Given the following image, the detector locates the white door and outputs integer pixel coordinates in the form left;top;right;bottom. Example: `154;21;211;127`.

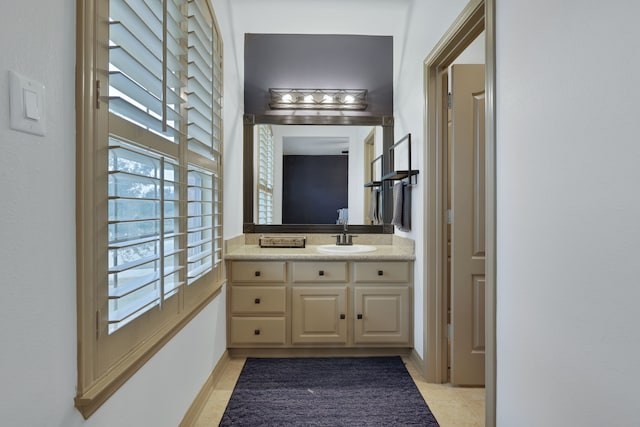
450;64;485;386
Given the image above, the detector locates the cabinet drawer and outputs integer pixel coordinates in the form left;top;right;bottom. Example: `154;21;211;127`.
230;317;286;344
231;286;286;314
292;261;348;282
231;261;286;282
353;262;409;283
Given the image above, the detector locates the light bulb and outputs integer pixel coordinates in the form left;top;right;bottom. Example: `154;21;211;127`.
344;95;355;103
281;93;293;103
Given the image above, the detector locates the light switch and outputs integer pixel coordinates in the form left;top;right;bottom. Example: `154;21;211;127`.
24;88;40;120
9;71;46;136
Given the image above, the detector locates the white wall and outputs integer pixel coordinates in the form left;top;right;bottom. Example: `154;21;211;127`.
219;0;246;239
393;0;471;358
496;1;640;425
0;0;232;425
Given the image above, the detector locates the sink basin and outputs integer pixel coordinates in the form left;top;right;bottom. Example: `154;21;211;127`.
316;244;377;254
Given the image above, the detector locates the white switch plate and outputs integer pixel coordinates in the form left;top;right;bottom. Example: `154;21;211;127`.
9;71;46;136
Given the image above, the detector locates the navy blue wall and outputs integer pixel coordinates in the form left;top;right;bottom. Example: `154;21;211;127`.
282;155;348;224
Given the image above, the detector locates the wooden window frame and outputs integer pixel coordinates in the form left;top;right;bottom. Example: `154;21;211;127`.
74;0;224;418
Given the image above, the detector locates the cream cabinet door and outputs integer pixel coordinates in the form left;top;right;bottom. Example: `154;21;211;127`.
353;286;410;344
291;287;347;344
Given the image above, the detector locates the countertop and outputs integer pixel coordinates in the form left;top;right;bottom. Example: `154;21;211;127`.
224;244;415;261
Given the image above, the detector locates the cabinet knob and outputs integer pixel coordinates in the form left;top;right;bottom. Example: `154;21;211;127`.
319;270;325;276
377;270;383;276
357;314;363;319
255;271;261;277
340;314;345;319
254;329;261;335
254;298;261;304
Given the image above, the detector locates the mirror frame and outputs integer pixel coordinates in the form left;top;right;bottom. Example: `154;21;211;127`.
243;113;395;234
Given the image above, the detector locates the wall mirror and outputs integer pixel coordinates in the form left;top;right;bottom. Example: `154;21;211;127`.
242;33;395;233
243;114;395;234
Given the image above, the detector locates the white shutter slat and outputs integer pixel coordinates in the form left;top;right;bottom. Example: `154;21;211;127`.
108;288;160;324
166;0;186;41
109;46;163;98
187;47;212;83
188;108;212;134
109;73;184;125
188;61;213;88
187;121;212;147
111;0;162;42
186;93;211;115
188;32;212;64
188;0;212;39
187;236;212;248
110;21;162;67
110;47;184;92
109;271;160;298
109;100;183;140
186;167;214;284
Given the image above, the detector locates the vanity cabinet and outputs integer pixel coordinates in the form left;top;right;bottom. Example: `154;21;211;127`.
227;259;412;348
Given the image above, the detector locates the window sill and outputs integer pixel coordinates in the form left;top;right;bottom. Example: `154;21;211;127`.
75;280;225;419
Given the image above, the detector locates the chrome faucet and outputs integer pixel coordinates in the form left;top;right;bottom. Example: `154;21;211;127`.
334;223;357;246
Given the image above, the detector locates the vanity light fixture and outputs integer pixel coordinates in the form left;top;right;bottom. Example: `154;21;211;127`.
269;88;368;110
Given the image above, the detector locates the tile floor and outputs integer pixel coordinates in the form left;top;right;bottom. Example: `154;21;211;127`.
193;356;484;427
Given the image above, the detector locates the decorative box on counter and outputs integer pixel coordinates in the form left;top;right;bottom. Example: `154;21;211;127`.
258;235;306;248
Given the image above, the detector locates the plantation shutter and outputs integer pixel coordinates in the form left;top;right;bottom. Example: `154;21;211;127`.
257;125;274;224
107;141;183;332
106;0;221;333
186;0;222;283
109;0;186;142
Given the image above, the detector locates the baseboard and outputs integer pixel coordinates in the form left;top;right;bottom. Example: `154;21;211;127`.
408;348;426;379
228;347;413;359
179;350;231;427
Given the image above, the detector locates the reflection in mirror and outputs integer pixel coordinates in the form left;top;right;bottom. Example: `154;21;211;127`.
254;125;384;225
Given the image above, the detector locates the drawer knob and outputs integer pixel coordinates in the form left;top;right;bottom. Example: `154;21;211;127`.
254;329;261;335
377;270;384;276
319;270;325;276
254;298;261;304
340;314;346;320
255;271;261;277
357;314;363;319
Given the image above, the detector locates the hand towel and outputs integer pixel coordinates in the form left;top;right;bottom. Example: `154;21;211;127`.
369;189;381;224
391;182;403;228
391;182;411;231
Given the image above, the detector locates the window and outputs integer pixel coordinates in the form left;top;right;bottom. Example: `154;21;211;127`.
75;0;223;417
257;125;274;224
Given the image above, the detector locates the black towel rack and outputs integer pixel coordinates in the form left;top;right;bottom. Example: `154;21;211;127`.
364;154;383;188
381;133;419;186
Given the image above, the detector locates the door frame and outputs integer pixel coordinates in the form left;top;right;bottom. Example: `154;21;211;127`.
363;128;375;224
422;0;496;425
